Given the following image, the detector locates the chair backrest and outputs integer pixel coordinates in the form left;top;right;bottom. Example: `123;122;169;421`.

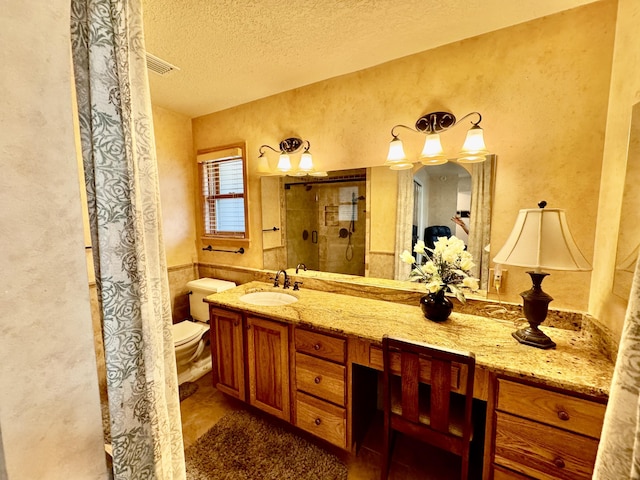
424;225;452;250
382;336;475;446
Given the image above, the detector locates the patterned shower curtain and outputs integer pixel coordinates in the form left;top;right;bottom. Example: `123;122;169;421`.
593;255;640;479
70;1;185;479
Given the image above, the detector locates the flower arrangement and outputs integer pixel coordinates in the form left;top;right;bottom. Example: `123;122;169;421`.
400;235;479;303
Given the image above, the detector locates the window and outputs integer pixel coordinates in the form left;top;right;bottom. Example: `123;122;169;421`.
197;145;248;240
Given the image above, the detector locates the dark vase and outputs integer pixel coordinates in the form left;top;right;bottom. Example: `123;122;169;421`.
420;289;453;322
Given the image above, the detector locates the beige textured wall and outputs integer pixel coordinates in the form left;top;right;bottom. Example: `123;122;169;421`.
0;1;108;478
192;1;616;314
590;0;640;340
152;105;198;267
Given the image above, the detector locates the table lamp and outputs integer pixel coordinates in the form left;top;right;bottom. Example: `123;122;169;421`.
493;201;592;349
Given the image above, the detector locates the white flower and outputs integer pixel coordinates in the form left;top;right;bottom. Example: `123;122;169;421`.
423;261;437;274
413;240;426;255
460;257;475;271
400;250;415;265
399;234;478;303
432;237;448;253
462;277;479;291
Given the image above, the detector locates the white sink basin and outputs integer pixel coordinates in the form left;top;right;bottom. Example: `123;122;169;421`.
239;291;298;306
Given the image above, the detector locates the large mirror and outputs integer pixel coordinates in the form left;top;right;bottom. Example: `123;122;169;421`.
613;102;640;300
262;157;495;291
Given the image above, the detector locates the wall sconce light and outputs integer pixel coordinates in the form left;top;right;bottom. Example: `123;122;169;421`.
385;111;490;170
257;137;326;177
493;201;592;349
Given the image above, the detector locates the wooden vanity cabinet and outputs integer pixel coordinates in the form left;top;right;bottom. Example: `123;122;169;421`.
210;307;245;401
489;377;606;480
246;315;291;422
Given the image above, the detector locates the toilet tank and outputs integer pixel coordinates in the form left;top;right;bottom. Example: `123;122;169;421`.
187;278;236;322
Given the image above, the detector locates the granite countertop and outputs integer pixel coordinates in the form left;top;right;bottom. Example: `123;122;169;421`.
205;281;614;399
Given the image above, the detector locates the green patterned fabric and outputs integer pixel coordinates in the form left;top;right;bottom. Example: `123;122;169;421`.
70;1;185;478
594;255;640;479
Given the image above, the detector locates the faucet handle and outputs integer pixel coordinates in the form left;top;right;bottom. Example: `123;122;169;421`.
283;276;291;289
293;281;303;291
270;276;279;287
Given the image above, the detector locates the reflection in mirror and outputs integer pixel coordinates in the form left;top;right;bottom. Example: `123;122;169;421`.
262;157;494;291
262;170;367;275
613;102;640;300
412;163;471;266
396;156;495;291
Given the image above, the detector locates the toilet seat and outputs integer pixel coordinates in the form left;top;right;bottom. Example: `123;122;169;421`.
173;321;209;347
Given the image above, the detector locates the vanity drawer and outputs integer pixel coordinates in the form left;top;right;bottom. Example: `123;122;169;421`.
295;328;346;364
295;352;346;406
497;379;606;438
493;465;533;480
494;411;599;480
296;392;347;449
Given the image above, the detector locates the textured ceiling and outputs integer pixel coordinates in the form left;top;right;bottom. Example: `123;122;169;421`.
142;0;600;118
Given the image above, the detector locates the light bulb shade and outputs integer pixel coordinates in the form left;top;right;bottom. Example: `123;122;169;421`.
276;153;292;173
257;154;272;175
385;137;413;170
493;207;592;271
420;134;445;157
459;125;489;160
298;151;314;172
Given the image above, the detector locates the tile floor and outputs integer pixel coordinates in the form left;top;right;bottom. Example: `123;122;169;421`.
180;373;483;479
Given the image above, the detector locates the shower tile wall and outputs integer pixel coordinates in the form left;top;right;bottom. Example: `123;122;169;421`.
286;181;366;276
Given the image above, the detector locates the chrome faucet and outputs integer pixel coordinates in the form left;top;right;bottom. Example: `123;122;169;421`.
273;269;290;289
296;263;307;274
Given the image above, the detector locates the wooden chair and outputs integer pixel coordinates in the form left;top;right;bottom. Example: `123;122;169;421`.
380;336;476;480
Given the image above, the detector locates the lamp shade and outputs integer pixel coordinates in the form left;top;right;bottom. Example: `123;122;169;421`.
458;125;488;163
256;153;273;175
419;134;448;165
276;153;292;173
384;137;413;170
297;151;314;173
493;207;591;272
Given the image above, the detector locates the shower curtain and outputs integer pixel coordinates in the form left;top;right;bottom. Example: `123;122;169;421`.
70;1;185;479
593;255;640;479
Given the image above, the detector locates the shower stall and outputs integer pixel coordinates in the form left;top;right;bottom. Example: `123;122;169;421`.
284;174;366;276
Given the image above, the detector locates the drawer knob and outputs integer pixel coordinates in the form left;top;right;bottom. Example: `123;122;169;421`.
557;410;570;421
314;343;321;351
233;320;239;327
553;457;566;469
314;376;322;384
315;418;322;426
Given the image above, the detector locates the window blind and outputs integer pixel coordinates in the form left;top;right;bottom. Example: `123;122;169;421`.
199;149;246;238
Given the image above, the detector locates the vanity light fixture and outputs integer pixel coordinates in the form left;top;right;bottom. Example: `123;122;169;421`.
257;137;326;177
493;201;592;349
385;110;490;169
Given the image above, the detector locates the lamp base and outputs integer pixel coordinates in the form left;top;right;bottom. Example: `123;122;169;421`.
514;271;556;349
512;327;556;349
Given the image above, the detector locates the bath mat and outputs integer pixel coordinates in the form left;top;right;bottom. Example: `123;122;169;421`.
185;410;348;480
179;382;199;401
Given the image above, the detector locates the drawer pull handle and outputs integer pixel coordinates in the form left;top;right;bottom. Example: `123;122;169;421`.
314;418;322;426
314;343;321;351
314;376;322;384
233;320;239;327
557;410;570;421
553;457;565;469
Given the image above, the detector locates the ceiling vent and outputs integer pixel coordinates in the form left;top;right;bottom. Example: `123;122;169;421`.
145;53;180;76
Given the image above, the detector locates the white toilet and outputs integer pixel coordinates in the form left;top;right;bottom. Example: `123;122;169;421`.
173;277;236;385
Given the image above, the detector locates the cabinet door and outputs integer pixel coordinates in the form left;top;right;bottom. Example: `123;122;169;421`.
246;316;290;421
211;308;245;401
